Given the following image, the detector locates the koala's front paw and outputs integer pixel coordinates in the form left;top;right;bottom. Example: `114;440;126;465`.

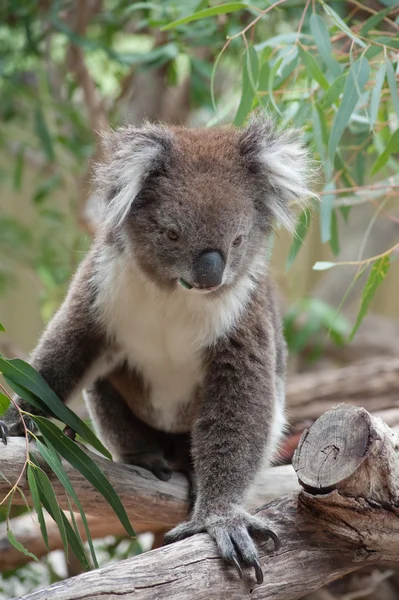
0;415;36;445
163;506;280;584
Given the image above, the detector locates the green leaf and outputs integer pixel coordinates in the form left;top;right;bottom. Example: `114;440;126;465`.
360;6;393;36
285;208;312;271
0;322;4;332
7;529;39;562
328;57;370;162
34;417;135;538
33;466;68;559
320;182;336;243
370;128;399;175
321;3;366;48
268;57;283;115
298;47;329;91
162;3;248;30
320;74;346;109
310;14;341;77
30;458;91;571
27;464;49;551
330;209;340;256
350;256;390;340
0;392;10;415
34;108;55;162
385;57;399;120
13;146;25;191
234;47;259;126
369;63;386;130
36;438;99;568
0;356;111;459
313;261;336;271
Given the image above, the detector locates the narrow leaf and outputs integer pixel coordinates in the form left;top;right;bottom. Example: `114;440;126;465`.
369;63;386;130
298;47;329;91
285;208;312;271
0;322;5;332
313;261;336;271
330;209;340;256
320;182;336;243
36;438;99;568
350;256;390;340
322;3;366;48
162;3;248;30
7;530;39;562
13;146;25;191
234;47;258;126
360;6;394;36
34;108;55;162
370;128;399;175
27;464;49;550
385;57;399;120
33;466;68;559
34;417;135;538
0;356;111;459
0;393;10;415
310;14;341;77
320;74;346;109
328;57;370;162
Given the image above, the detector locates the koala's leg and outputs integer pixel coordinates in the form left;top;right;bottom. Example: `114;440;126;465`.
0;255;111;442
85;379;194;489
163;320;281;584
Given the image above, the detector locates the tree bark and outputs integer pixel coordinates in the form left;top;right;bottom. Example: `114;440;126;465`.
287;357;399;423
15;405;399;599
0;439;298;569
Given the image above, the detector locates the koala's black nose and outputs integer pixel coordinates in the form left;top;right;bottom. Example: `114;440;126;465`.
193;250;225;289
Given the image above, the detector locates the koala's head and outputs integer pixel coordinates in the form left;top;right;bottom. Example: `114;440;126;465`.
94;119;315;293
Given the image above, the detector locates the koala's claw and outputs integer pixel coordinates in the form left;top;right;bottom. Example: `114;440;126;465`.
0;422;9;445
163;510;279;585
0;416;36;444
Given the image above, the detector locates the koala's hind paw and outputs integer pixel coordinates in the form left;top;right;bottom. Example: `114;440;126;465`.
0;415;36;445
163;507;280;585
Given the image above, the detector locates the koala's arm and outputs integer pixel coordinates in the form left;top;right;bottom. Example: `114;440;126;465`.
164;307;281;582
1;254;109;437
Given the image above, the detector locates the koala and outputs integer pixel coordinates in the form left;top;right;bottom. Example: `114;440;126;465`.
0;118;314;583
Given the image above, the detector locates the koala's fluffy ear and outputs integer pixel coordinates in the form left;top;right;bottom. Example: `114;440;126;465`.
239;117;317;231
93;123;173;228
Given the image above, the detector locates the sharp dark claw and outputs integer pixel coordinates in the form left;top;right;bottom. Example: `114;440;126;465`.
254;559;263;585
267;530;281;552
232;556;243;579
0;423;8;445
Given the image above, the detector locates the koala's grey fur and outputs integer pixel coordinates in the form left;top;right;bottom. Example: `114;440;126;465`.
1;118;315;583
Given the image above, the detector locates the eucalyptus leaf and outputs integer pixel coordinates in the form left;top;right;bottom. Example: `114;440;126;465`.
0;356;111;459
34;417;135;538
328;57;370;162
385;57;399;120
310;14;341;77
285;208;312;271
162;3;248;30
27;464;49;551
350;256;390;340
7;529;39;562
370;128;399;175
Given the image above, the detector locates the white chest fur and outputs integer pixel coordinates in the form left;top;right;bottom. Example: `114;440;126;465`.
92;249;255;431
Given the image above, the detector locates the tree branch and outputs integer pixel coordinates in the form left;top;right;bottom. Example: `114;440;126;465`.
8;404;399;599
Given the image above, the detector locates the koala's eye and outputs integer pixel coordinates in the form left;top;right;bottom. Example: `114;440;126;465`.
233;235;243;247
167;229;179;241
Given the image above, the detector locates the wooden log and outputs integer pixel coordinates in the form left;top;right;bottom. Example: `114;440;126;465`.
0;439;299;569
17;405;399;599
287;357;399;423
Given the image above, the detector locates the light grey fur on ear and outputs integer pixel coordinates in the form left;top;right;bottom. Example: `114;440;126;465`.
240;117;317;232
94;123;173;229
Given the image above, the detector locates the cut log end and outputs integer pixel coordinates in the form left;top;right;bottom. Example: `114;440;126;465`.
293;405;377;493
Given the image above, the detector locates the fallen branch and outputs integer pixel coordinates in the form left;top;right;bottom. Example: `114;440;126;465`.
16;405;399;599
287;357;399;423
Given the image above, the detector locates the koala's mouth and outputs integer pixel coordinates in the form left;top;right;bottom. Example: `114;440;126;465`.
178;278;221;293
